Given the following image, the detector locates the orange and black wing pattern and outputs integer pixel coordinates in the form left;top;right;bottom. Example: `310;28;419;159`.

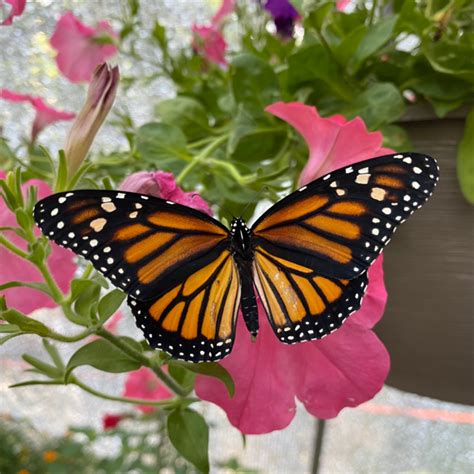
128;249;241;361
253;246;368;343
33;190;230;300
252;152;439;280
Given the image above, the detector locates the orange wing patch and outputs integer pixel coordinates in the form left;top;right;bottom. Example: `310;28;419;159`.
133;250;240;361
253;246;367;344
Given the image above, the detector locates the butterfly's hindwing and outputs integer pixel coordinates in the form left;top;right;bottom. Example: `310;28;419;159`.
33;190;230;299
253;246;368;343
252;152;439;280
128;249;241;362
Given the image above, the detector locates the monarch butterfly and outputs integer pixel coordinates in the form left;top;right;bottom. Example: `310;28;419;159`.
34;152;439;362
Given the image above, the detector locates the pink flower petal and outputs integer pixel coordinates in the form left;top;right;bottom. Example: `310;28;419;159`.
50;12;118;83
0;172;76;313
290;319;390;419
123;367;173;412
192;25;227;66
211;0;235;25
0;89;75;141
120;171;212;216
1;0;26;26
336;0;352;11
196;303;297;434
265;101;394;185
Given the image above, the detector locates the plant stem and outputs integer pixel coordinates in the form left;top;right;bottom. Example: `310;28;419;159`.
369;0;378;26
96;328;188;397
0;234;29;259
72;377;177;408
35;260;64;303
176;134;229;185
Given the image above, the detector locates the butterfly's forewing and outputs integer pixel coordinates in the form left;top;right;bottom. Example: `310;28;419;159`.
253;246;368;343
33;190;230;299
252;153;439;280
128;249;241;361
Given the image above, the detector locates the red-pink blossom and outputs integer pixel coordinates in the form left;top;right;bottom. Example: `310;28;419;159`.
0;89;75;142
336;0;352;11
211;0;235;24
195;102;391;434
123;367;173;412
192;25;227;66
102;413;123;430
0;171;76;314
120;171;212;215
266;102;394;186
50;12;118;83
1;0;26;26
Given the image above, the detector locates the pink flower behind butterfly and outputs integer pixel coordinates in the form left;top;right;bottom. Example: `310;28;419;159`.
50;12;118;83
192;25;228;66
123;367;173;413
0;0;25;26
0;172;76;314
0;89;75;142
120;171;212;215
195;102;391;434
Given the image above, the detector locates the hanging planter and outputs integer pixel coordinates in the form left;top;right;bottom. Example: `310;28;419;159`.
376;104;473;406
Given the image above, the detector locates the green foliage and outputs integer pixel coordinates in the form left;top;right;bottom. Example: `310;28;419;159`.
457;107;474;204
168;408;210;473
0;415;198;474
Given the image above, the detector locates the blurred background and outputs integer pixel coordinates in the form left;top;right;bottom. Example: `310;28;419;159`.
0;0;473;472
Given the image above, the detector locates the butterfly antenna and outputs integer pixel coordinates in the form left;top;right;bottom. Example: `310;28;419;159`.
240;186;270;218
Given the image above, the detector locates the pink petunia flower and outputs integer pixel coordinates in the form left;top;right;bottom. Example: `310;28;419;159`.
192;25;227;66
336;0;352;11
120;171;212;216
0;89;75;142
266;102;394;186
0;171;76;314
123;367;173;412
211;0;235;25
195;101;392;434
50;12;118;83
102;413;123;430
0;0;26;26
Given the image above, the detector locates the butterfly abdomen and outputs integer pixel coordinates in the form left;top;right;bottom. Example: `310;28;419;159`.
230;217;259;338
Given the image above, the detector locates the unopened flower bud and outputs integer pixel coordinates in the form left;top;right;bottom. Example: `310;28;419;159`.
64;63;119;176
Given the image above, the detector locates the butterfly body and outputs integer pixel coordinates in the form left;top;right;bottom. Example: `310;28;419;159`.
33;152;439;362
230;217;259;337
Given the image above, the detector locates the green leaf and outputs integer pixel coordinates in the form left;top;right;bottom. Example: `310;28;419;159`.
334;24;367;67
423;40;474;83
457;107;474;204
155;97;210;141
351;82;405;129
152;20;167;51
230;54;280;109
98;289;126;324
350;16;398;72
168;408;209;473
135;123;189;173
228;106;286;165
0;333;22;345
72;279;101;323
23;354;62;378
54;149;68;192
0;281;51;296
43;339;65;371
287;43;353;101
65;338;142;380
0;309;51;336
171;361;235;397
168;363;196;395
